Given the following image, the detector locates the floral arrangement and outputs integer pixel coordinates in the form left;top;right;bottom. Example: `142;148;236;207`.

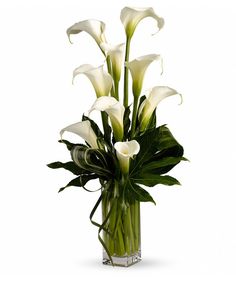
48;6;186;267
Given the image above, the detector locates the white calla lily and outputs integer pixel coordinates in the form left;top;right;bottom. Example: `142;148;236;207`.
125;54;162;98
120;7;164;39
73;64;113;98
67;19;107;46
114;140;140;174
60;120;98;149
89;97;125;141
100;43;125;82
139;86;182;131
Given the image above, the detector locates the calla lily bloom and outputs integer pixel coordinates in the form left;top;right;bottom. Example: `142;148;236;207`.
100;43;125;82
60;120;98;149
73;64;113;98
120;7;164;39
114;140;140;174
89;97;125;141
139;86;182;131
125;54;162;98
67;19;107;46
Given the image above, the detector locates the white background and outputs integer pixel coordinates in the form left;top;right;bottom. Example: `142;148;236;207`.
1;0;236;282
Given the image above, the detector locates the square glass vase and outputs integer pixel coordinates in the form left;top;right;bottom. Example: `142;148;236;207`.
102;189;141;267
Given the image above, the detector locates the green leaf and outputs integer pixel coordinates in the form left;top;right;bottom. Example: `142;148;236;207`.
58;174;98;192
82;115;103;138
130;125;185;176
71;145;114;178
58;139;85;151
132;173;181;187
123;106;131;139
130;126;165;173
83;114;112;146
139;156;187;175
146;110;156;131
47;161;88;175
126;180;156;204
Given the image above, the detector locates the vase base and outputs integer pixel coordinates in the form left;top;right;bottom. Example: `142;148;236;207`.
103;251;141;267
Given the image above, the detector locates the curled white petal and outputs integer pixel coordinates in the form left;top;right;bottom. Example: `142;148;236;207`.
67;19;107;45
114;140;140;173
125;54;162;97
89;96;125;141
73;64;113;97
120;7;164;38
139;86;182;131
100;42;125;81
60;120;98;148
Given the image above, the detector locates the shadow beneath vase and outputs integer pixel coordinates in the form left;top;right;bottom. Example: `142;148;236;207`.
76;256;175;269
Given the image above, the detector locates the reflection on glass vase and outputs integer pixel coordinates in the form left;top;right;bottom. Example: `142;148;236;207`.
102;184;141;267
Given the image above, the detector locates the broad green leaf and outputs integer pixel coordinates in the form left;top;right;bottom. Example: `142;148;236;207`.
139;156;187;175
126;180;156;204
130;125;184;175
47;161;88;175
132;173;180;187
58;174;98;192
130;126;165;173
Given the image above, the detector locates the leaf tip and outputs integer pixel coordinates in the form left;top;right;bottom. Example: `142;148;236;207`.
47;163;54;168
58;187;65;193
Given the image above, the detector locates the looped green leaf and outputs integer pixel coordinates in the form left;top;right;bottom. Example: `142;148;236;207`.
89;180;114;265
71;145;114;178
58;174;99;192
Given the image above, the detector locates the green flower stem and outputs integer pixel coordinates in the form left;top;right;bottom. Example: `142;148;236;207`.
102;188;140;258
133;201;140;251
127;206;135;253
130;97;139;138
117;225;125;255
106;56;115;98
124;37;131;108
114;80;119;100
124;210;131;256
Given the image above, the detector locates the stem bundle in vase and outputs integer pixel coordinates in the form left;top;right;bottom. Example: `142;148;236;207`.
48;6;187;267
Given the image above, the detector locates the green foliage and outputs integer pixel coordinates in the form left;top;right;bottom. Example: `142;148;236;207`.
123;106;131;139
125;180;156;204
132;174;180;187
48;122;185;203
59;174;99;192
47;161;88;175
48;8;187;264
130;125;184;176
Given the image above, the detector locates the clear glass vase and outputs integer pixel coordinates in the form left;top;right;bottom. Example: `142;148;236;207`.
102;186;141;267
